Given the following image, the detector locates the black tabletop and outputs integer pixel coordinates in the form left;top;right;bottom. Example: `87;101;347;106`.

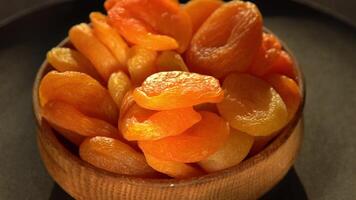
0;0;355;199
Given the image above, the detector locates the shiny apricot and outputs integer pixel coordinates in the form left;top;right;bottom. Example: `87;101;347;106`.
183;0;223;34
217;73;288;136
156;51;189;72
46;47;101;81
121;105;201;141
39;71;118;125
108;71;132;109
42;101;118;138
108;0;192;52
127;46;157;85
186;1;262;78
143;153;203;179
69;23;122;81
198;128;253;172
138;111;230;163
80;136;157;177
90;12;129;68
133;71;224;110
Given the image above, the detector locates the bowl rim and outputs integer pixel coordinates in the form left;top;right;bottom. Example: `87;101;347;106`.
32;27;306;187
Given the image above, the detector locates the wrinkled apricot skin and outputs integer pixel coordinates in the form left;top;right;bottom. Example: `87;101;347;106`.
127;46;157;85
121;105;202;141
39;71;118;125
156;51;189;72
133;71;224;110
80;136;158;177
269;51;297;80
186;1;262;78
183;0;223;34
69;23;123;81
90;12;129;68
265;74;301;120
143;153;204;179
198;128;254;172
42;101;118;138
217;73;288;136
47;47;102;81
108;71;132;109
138;111;230;163
108;0;192;52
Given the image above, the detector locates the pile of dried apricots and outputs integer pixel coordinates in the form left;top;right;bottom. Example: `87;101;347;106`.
39;0;301;179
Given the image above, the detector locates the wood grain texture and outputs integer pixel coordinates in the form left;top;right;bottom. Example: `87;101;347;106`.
33;31;305;200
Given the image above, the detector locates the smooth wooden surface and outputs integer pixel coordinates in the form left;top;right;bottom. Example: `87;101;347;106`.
33;33;305;199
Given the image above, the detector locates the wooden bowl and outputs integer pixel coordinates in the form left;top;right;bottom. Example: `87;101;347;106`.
33;34;305;200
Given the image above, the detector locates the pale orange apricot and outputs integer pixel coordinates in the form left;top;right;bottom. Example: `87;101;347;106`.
156;51;189;72
108;71;132;109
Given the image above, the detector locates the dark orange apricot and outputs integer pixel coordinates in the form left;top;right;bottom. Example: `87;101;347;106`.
127;46;157;85
133;71;224;110
156;51;189;72
138;111;230;163
69;23;123;81
186;1;262;78
42;101;118;138
217;73;288;136
46;47;102;81
198;128;254;172
121;104;202;141
80;136;158;177
265;74;301;121
90;12;129;69
39;71;118;125
262;33;282;50
143;153;204;178
108;0;192;52
183;0;223;34
268;51;297;80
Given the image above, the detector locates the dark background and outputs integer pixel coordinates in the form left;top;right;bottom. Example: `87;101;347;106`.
0;0;355;200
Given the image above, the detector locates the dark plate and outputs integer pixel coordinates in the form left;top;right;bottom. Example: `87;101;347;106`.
0;0;355;199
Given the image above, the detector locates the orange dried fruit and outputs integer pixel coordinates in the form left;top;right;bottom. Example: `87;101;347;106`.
143;153;204;179
194;103;219;114
46;47;101;81
268;50;297;80
69;23;123;81
108;71;132;109
138;111;230;163
186;1;262;78
50;124;85;146
156;51;189;72
265;74;301;121
108;0;192;52
90;12;129;68
121;104;202;141
42;101;118;138
183;0;223;34
133;71;224;110
39;71;118;125
80;136;157;177
217;73;288;136
262;33;282;50
119;90;135;121
249;131;279;156
198;128;253;172
127;46;157;85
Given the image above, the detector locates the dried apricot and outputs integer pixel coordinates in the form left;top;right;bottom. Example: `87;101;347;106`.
138;111;230;163
198;128;253;172
90;12;129;68
217;73;288;136
69;23;123;81
249;131;279;156
183;0;223;34
80;136;157;177
186;1;262;78
143;153;203;178
119;90;135;121
156;51;189;72
42;101;118;138
265;74;301;121
194;103;219;114
50;124;85;146
127;46;157;85
108;71;132;109
121;104;202;141
133;71;224;110
108;0;192;52
39;71;118;125
46;47;101;81
262;33;282;50
268;51;297;80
